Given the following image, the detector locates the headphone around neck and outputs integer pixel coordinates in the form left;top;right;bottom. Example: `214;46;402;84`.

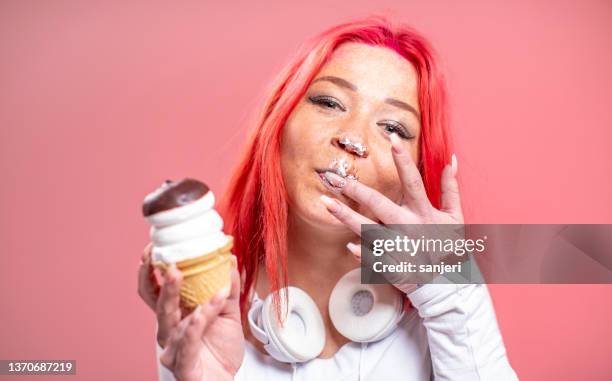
247;268;405;363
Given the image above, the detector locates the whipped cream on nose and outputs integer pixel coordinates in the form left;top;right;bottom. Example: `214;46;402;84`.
339;137;368;157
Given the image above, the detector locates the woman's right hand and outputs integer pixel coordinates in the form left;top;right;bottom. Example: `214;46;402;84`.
138;244;245;381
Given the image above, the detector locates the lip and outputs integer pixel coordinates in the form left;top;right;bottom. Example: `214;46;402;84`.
316;157;357;178
315;165;357;177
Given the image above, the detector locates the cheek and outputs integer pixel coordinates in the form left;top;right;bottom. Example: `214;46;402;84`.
281;109;320;160
359;142;419;205
280;138;299;201
280;118;303;175
280;120;317;202
376;160;402;201
355;155;402;212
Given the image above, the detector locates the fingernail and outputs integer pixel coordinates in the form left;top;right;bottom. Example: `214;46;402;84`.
346;242;360;255
191;305;202;324
389;133;402;154
211;287;229;306
451;154;458;176
219;286;230;298
323;171;346;188
141;252;148;262
320;195;340;213
167;263;177;282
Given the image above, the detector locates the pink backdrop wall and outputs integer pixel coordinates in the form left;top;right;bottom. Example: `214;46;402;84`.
1;1;611;379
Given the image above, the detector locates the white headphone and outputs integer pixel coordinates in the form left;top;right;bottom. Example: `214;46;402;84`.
247;268;405;363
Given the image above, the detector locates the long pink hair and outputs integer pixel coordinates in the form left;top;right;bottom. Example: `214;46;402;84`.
218;16;452;318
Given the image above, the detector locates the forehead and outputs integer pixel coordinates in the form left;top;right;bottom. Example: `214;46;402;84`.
315;42;419;108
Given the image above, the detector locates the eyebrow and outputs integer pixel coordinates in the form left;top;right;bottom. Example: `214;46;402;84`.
311;75;421;118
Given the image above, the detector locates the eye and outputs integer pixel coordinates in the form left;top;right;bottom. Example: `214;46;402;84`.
377;121;414;140
308;96;346;112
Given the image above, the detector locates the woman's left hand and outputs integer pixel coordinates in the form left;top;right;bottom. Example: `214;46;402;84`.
320;132;464;261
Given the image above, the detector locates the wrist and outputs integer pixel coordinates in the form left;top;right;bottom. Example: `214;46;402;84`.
397;283;424;295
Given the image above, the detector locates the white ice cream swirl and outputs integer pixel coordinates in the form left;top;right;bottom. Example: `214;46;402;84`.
145;191;230;264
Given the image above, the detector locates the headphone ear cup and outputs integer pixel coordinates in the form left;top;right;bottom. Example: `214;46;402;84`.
329;268;404;343
260;287;325;363
247;298;269;345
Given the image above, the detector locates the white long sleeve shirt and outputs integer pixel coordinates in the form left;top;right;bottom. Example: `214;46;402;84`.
156;283;518;380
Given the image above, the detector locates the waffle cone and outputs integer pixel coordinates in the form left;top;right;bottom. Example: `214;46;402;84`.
155;236;234;310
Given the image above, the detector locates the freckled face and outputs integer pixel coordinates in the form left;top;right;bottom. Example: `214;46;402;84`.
280;42;422;228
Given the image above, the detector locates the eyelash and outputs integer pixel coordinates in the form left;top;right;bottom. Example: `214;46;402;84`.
377;121;414;140
308;95;414;140
308;96;346;111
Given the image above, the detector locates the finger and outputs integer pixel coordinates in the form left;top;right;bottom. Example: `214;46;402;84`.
320;194;377;236
440;155;462;217
226;256;238;303
156;264;183;347
173;294;229;379
159;315;191;371
141;242;153;262
346;242;361;262
138;244;160;311
220;258;241;319
325;171;412;225
389;133;432;215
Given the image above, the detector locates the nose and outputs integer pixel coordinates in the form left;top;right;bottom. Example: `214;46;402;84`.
332;134;369;158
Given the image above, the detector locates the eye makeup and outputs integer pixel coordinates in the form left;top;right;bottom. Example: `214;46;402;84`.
308;95;346;111
307;92;416;140
377;121;414;140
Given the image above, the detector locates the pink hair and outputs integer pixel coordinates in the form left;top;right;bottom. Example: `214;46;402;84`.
218;16;452;319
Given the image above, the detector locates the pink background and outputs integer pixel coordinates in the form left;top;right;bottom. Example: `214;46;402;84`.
1;1;611;379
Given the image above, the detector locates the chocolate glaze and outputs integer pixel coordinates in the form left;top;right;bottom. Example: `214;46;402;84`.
142;178;210;217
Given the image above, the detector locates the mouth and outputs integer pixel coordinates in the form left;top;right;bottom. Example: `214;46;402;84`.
315;169;343;194
315;165;357;194
315;157;358;194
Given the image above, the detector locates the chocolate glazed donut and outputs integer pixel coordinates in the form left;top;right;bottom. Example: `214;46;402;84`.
142;179;210;217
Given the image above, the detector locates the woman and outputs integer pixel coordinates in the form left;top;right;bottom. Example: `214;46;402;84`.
138;16;518;381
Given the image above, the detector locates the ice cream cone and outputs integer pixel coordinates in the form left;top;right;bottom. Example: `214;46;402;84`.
143;178;234;311
155;236;234;310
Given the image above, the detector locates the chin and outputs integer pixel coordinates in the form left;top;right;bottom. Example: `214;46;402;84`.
309;194;349;231
293;195;350;231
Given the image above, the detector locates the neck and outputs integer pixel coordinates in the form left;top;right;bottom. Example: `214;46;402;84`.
254;210;360;297
286;211;359;296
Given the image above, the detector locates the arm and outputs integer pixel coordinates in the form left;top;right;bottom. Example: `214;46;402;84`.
408;283;518;381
